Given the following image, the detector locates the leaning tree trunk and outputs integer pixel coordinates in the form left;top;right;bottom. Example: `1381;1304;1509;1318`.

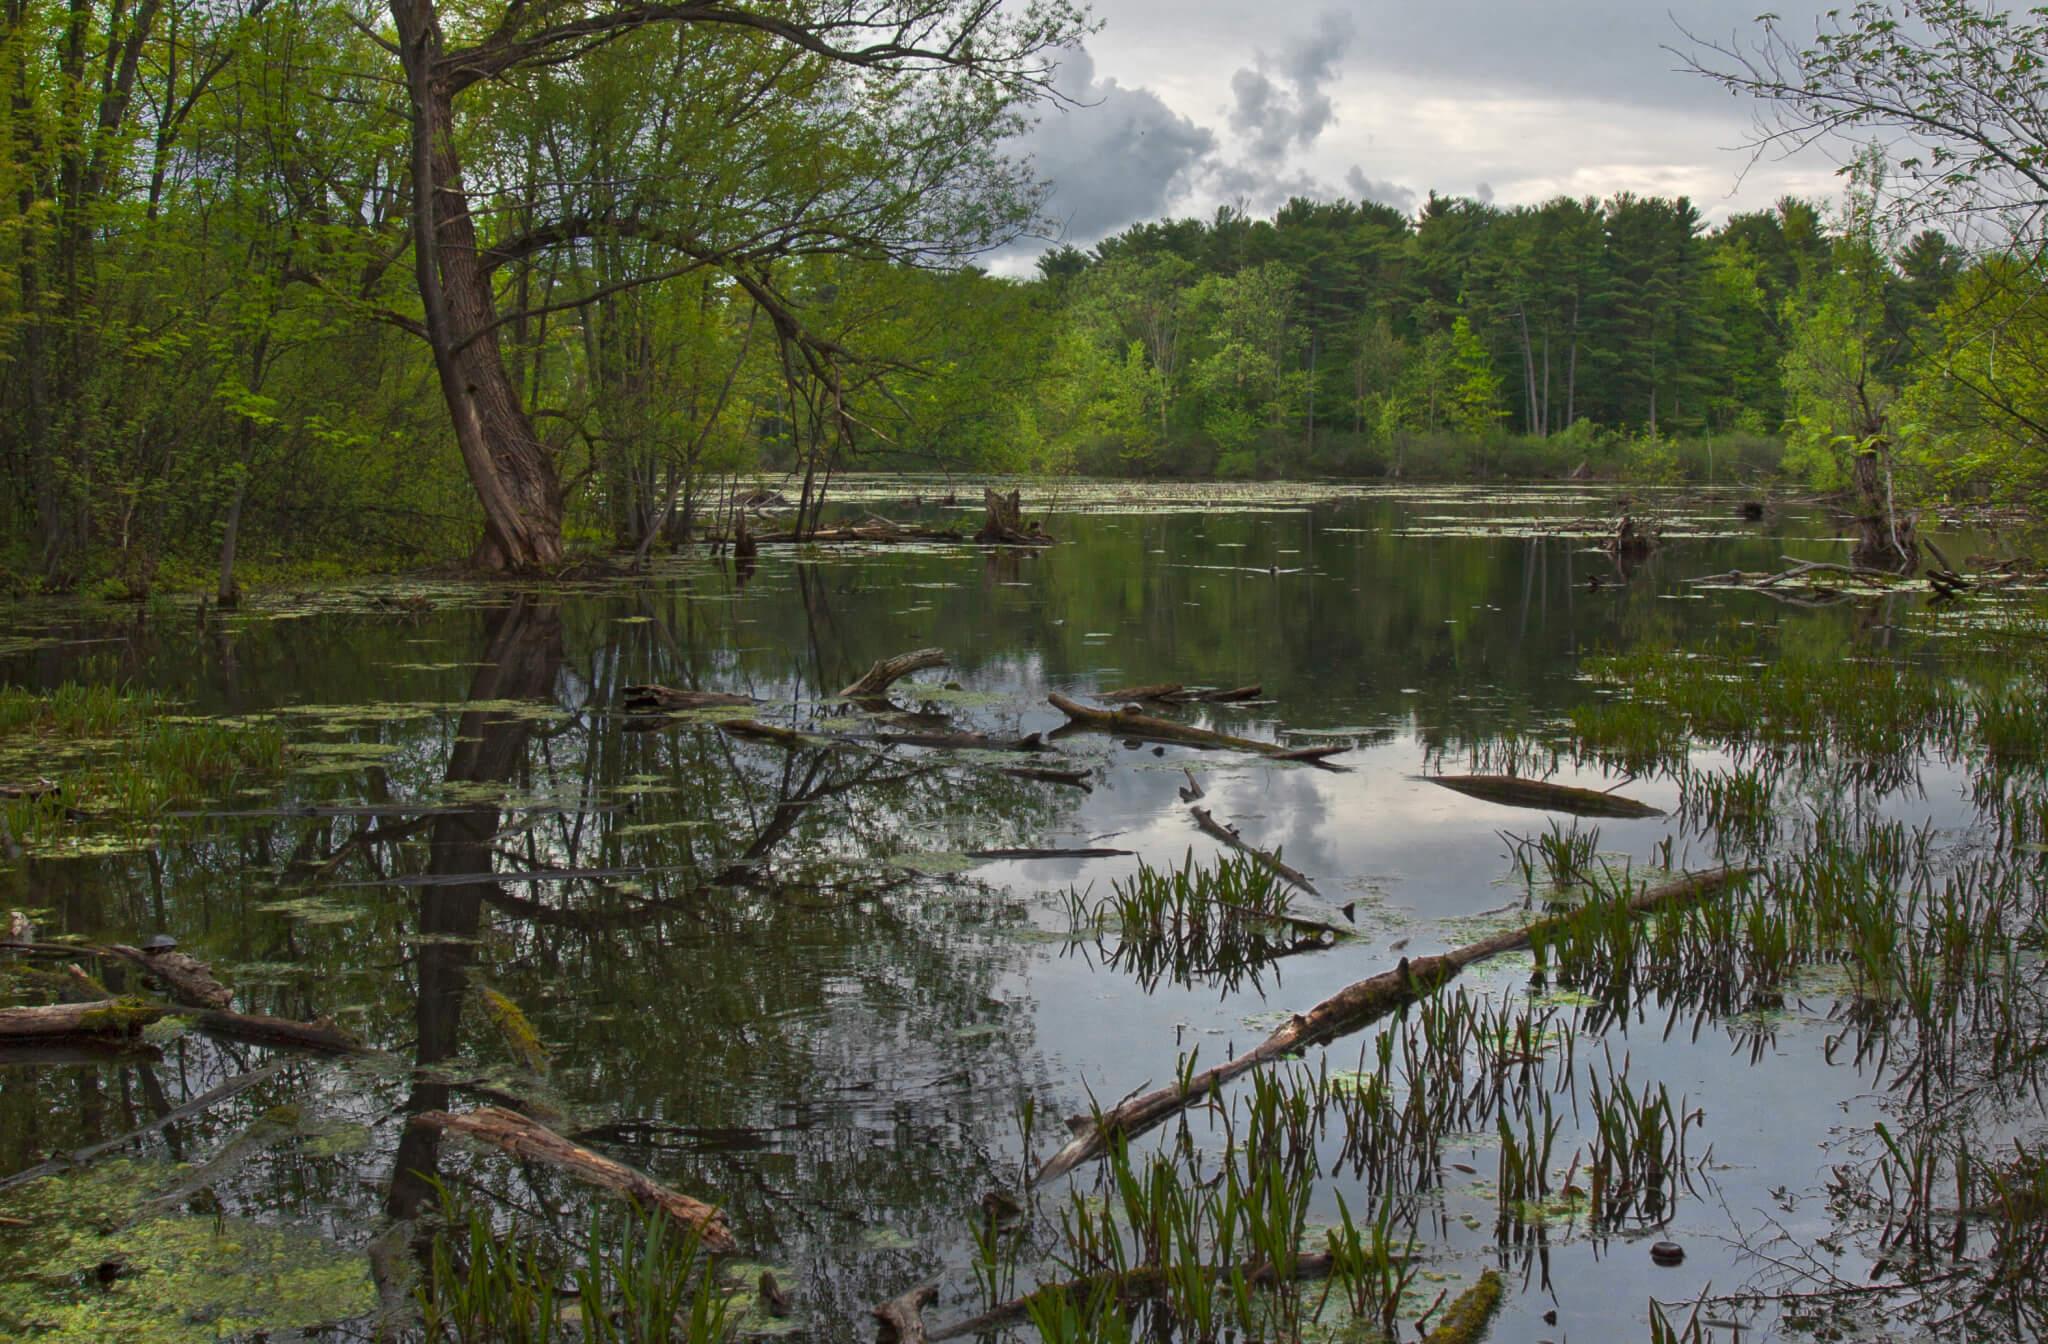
392;0;564;572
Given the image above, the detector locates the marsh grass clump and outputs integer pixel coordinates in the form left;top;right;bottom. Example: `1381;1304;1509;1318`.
418;1193;730;1344
0;682;285;856
1078;852;1313;993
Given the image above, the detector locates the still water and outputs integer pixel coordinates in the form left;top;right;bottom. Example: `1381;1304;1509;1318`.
0;482;2030;1341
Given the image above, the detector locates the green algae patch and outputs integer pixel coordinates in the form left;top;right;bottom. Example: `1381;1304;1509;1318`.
0;1160;373;1342
1423;1268;1502;1344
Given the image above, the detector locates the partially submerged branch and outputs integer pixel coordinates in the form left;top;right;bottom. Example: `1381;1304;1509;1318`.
1047;693;1349;767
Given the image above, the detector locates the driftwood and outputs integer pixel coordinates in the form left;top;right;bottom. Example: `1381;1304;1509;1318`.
840;648;947;699
874;1282;939;1344
621;686;757;713
412;1106;736;1253
976;488;1055;546
968;847;1135;861
1423;774;1663;820
1036;867;1752;1182
1001;765;1092;791
106;944;234;1010
1189;806;1319;894
1047;694;1349;768
1103;683;1264;706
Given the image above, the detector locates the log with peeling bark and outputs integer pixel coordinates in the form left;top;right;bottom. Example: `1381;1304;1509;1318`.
873;1282;939;1344
1423;774;1663;819
839;648;947;699
106;944;234;1010
1188;806;1318;895
1035;866;1753;1182
621;686;758;713
1047;693;1350;768
412;1106;736;1253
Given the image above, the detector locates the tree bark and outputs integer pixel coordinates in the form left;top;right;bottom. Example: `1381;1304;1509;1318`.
391;0;564;572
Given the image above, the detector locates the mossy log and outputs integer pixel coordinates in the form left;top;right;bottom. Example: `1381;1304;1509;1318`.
1424;1268;1503;1343
839;648;947;699
0;996;164;1040
412;1105;736;1252
106;944;235;1010
1047;693;1349;767
1035;866;1752;1182
1423;774;1664;819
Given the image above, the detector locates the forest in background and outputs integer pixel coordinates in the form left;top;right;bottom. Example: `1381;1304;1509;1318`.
3;0;2046;596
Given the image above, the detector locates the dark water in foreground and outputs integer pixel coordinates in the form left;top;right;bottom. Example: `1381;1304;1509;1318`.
0;482;2037;1342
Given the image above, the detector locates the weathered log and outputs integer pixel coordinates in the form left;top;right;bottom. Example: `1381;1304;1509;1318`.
967;847;1135;861
874;1282;939;1344
621;686;757;713
1188;806;1318;895
1000;765;1093;791
1423;774;1663;819
106;944;234;1010
1035;867;1752;1182
1047;693;1349;768
412;1106;736;1253
0;997;163;1041
840;648;947;699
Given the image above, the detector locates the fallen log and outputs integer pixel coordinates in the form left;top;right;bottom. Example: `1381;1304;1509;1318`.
194;1008;364;1055
1047;693;1349;768
874;1282;939;1344
0;997;163;1041
1036;867;1752;1182
105;944;234;1010
1425;1268;1503;1344
621;686;757;713
1423;774;1663;820
1189;806;1318;895
412;1106;736;1253
1000;765;1092;791
839;648;946;699
718;719;822;749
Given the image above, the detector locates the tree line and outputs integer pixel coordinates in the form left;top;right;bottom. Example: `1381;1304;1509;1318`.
3;0;2044;595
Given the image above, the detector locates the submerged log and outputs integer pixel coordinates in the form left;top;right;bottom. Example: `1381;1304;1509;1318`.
839;648;947;699
412;1106;736;1253
0;1060;289;1193
1103;683;1263;705
1189;806;1318;895
967;846;1135;861
867;729;1048;754
194;1008;364;1055
718;719;820;749
1047;693;1349;768
1423;774;1663;819
1035;867;1751;1182
621;686;757;713
1000;765;1093;791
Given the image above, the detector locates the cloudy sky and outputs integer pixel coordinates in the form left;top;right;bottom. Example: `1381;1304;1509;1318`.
993;0;1851;270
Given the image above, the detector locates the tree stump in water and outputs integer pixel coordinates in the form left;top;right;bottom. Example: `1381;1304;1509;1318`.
733;510;757;562
976;488;1054;545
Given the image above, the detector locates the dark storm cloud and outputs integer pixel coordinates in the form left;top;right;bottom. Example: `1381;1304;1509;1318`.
1009;45;1217;245
1227;9;1355;162
1346;166;1416;214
